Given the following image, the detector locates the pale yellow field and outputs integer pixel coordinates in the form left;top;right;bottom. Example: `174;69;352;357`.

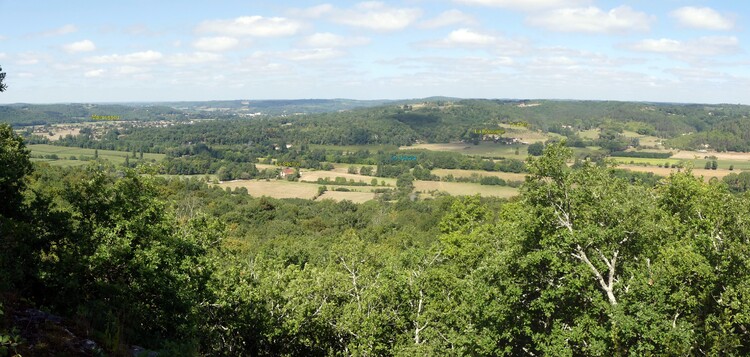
404;143;468;151
299;170;395;185
218;180;318;199
414;181;519;198
619;165;735;181
47;128;81;141
317;191;376;203
431;169;527;182
671;150;750;161
330;163;377;174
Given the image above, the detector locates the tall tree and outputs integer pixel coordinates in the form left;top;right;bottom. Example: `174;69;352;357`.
0;124;32;217
0;65;7;92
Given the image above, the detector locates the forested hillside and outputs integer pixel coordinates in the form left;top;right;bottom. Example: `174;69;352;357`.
0;104;188;126
26;99;750;151
3;123;750;355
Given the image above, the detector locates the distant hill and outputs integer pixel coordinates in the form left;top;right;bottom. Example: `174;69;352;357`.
0;99;432;126
0;103;186;126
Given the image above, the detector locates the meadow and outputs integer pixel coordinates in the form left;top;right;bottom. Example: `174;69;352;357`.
29;144;165;165
404;142;529;157
414;181;519;198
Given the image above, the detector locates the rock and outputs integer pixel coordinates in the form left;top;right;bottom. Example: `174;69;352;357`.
131;345;159;357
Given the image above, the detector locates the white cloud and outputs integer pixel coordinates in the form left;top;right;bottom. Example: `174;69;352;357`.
283;48;344;61
626;36;740;57
0;53;6;60
196;16;301;37
35;24;77;37
115;66;146;75
125;24;160;36
16;54;41;65
527;6;653;33
84;69;105;77
0;35;6;41
299;33;369;48
166;52;223;66
331;2;422;31
62;40;96;53
670;7;734;31
426;28;528;54
445;28;497;46
455;0;590;11
419;9;476;29
193;36;239;51
289;4;334;18
86;50;163;64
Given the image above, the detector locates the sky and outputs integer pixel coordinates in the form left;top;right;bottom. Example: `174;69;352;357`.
0;0;748;104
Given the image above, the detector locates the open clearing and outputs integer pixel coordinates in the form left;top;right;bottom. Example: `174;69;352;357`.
403;142;530;157
44;128;81;141
414;181;519;198
30;158;89;167
217;178;519;201
619;165;739;181
310;144;399;152
431;169;526;182
613;156;750;170
671;150;750;161
299;170;396;186
580;129;663;148
317;191;375;203
29;144;165;164
218;180;319;199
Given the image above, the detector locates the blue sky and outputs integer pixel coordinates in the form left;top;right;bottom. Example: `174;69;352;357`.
0;0;747;104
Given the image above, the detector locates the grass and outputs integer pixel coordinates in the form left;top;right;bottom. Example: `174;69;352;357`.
414;181;519;198
403;142;530;158
431;169;526;182
612;157;750;170
31;158;89;167
317;191;375;203
619;165;738;181
153;174;219;181
217;180;320;199
310;144;399;152
29;144;165;164
299;170;396;186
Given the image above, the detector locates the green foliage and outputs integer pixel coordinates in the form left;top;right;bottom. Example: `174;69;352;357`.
4;118;750;355
396;172;415;195
609;151;672;159
527;142;544;156
0;65;6;92
0;124;32;217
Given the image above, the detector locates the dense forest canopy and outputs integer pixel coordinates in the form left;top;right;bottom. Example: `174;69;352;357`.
3;122;750;355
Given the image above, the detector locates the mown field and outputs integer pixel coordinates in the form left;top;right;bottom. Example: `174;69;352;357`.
612;156;750;170
414;181;519;198
217;177;521;201
431;168;527;182
310;143;399;152
317;191;376;203
29;144;165;165
403;142;529;157
619;165;737;181
299;169;396;186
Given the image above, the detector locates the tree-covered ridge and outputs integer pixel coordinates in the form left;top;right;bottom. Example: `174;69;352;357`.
31;99;750;153
0;103;191;126
3;123;750;355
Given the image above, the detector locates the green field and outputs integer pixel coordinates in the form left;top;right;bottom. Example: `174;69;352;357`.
404;142;529;157
29;144;165;165
310;143;400;152
612;156;750;170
